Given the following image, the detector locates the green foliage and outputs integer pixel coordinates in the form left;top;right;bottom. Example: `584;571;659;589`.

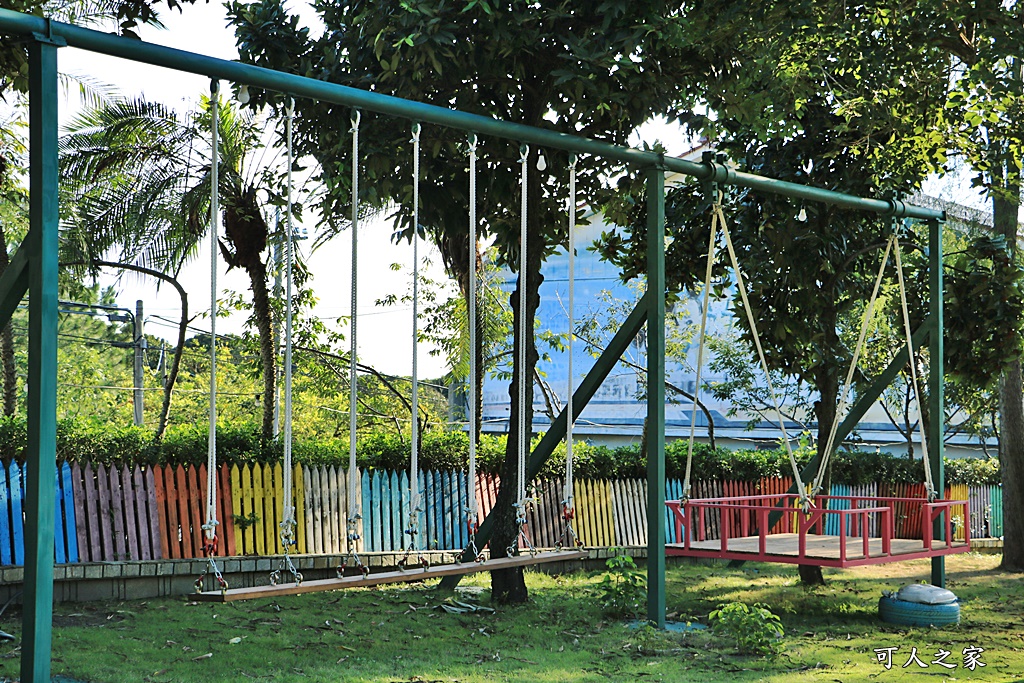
708;602;784;658
0;414;998;485
945;235;1024;386
597;549;647;618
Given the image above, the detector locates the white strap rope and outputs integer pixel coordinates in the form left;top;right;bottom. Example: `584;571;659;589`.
280;97;296;546
204;80;220;541
348;110;361;523
564;153;577;512
893;238;935;499
516;144;530;514
682;206;719;501
812;235;895;495
409;123;422;539
466;134;479;534
715;200;807;501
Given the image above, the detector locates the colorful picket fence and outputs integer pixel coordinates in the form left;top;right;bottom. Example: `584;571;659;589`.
0;462;1007;567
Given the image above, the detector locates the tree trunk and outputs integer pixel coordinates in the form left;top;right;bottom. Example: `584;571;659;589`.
799;305;841;586
994;168;1024;570
0;224;16;416
490;150;545;605
89;261;189;442
247;258;277;445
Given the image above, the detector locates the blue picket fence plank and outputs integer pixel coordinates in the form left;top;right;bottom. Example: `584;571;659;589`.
9;462;23;565
53;467;65;565
61;462;79;563
0;463;11;566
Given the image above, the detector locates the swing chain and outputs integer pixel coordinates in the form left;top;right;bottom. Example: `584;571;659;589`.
271;514;302;586
337;514;368;579
195;523;227;594
508;499;538;557
554;500;582;551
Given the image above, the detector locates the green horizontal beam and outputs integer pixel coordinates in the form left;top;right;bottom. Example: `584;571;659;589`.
0;9;944;221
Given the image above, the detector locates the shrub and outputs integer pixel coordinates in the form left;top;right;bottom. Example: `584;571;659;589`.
708;602;784;657
597;549;647;618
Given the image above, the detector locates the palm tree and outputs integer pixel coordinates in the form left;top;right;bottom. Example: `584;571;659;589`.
60;95;287;443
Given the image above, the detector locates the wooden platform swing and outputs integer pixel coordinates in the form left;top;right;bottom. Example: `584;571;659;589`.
665;202;970;569
199;120;589;603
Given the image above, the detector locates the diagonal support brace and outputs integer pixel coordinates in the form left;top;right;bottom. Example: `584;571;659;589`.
439;291;651;588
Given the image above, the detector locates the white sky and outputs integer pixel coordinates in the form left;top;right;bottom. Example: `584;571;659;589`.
48;1;690;379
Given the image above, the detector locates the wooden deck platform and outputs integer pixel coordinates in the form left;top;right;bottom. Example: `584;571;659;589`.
195;549;590;602
666;533;970;568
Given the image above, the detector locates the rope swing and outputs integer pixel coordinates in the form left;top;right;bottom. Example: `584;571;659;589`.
462;134;484;563
271;97;302;587
197;79;227;594
509;143;536;557
401;123;429;571
682;199;938;513
339;110;368;579
557;153;580;550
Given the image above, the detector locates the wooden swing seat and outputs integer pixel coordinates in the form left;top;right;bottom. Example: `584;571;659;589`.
665;494;970;568
195;549;589;602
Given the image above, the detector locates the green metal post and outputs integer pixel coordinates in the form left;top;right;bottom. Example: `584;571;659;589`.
22;34;60;682
645;167;666;628
929;217;945;587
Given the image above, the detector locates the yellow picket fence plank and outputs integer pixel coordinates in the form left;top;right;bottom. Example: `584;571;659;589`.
294;463;306;554
229;465;243;553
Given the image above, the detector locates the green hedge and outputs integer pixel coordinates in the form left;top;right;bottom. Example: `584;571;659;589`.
0;416;1000;486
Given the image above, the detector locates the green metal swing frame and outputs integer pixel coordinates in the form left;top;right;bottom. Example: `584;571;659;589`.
0;9;947;680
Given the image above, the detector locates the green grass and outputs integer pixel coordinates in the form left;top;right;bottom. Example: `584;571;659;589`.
0;553;1020;682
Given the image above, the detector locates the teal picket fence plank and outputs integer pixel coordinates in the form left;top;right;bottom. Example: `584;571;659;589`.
441;471;453;550
825;484;852;536
420;470;432;548
371;471;384;552
61;461;79;563
390;470;401;551
9;461;23;565
990;484;1003;537
398;470;410;550
381;470;393;551
361;471;372;551
665;479;683;544
432;471;443;549
455;471;468;549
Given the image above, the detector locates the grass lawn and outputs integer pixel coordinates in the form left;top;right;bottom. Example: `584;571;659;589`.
0;553;1019;682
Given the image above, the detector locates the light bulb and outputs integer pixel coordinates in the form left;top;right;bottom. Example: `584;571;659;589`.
238;84;250;104
797;207;807;222
536;152;547;171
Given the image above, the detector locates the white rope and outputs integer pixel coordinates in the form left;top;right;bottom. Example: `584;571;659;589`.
409;123;422;535
466;133;479;533
204;81;219;540
280;97;296;546
564;153;577;512
893;238;935;499
682;206;719;501
715;200;807;501
516;144;529;513
348;110;361;522
812;235;895;495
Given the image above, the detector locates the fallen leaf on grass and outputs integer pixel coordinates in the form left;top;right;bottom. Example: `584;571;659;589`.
229;637;243;644
192;652;213;661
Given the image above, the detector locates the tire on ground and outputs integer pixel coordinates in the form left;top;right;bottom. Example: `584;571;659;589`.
878;596;960;627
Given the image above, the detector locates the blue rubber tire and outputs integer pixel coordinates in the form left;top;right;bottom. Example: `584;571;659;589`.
878;596;960;627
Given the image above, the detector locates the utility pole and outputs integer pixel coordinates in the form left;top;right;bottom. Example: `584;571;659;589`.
133;299;145;427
